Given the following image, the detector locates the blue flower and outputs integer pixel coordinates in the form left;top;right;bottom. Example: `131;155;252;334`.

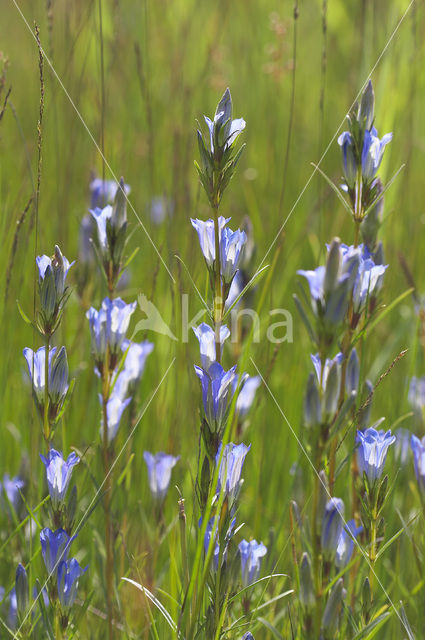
321;498;345;558
345;348;360;395
191;217;247;285
190;216;230;268
201;516;236;571
242;634;255;640
220;226;247;285
204;88;246;155
78;214;95;265
57;558;87;612
90;177;130;209
411;434;425;495
143;452;180;500
352;258;387;314
238;539;267;586
40;449;80;510
335;520;363;569
40;528;73;578
235;375;261;417
408;376;425;427
86;297;136;368
337;131;357;188
361;127;392;182
0;474;24;512
37;246;74;328
149;196;173;224
37;245;74;300
193;323;230;370
99;393;131;443
111;340;154;399
356;427;395;485
194;362;237;431
310;352;344;418
216;442;250;504
23;346;69;418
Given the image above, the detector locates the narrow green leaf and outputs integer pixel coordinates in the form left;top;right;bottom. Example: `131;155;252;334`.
366;288;414;336
311;163;353;215
174;254;212;317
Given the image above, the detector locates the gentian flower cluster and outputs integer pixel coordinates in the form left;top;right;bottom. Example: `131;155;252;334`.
36;245;74;335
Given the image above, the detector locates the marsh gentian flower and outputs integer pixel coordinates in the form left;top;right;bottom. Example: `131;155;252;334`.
15;564;29;620
57;559;87;612
112;340;154;400
86;297;136;369
37;246;74;330
23;346;69;418
394;428;410;466
242;634;255;640
0;474;24;512
310;352;343;418
201;516;236;570
361;127;392;182
335;520;363;569
143;452;180;500
238;539;267;586
411;434;425;495
40;449;80;510
298;238;360;327
100;393;131;444
216;442;250;504
40;528;73;578
90;177;130;209
191;217;246;286
337;131;357;188
193;323;230;369
345;348;360;395
352;257;387;314
150;196;173;224
195;362;237;431
79;214;94;265
321;498;344;558
235;375;261;417
190;216;228;269
299;552;316;609
204;88;246;155
356;427;395;485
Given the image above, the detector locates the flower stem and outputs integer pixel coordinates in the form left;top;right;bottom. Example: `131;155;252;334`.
102;356;114;640
43;334;50;445
212;200;223;364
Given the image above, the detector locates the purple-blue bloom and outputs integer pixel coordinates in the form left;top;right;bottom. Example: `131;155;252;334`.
86;297;137;367
193;322;230;370
40;528;73;578
23;345;69;418
0;474;24;512
201;515;236;571
23;346;57;406
143;452;180;500
37;245;74;300
235;375;261;417
57;558;87;611
321;498;345;558
40;449;80;510
356;427;396;485
99;393;131;444
337;131;357;188
204;88;246;154
335;520;363;569
238;539;267;586
194;362;237;431
361;127;392;182
216;442;250;504
90;177;130;209
112;339;154;400
411;434;425;495
311;352;344;418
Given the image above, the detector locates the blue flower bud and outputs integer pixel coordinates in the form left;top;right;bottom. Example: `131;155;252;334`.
335;520;363;569
15;564;29;620
90;177;130;209
0;474;24;513
235;375;261;418
242;634;255;640
299;552;315;609
36;246;74;329
57;558;87;612
359;80;375;130
304;373;321;428
111;177;128;229
49;347;69;407
346;348;360;395
321;498;344;559
194;362;237;432
40;449;80;511
411;434;425;495
238;539;267;586
356;426;395;485
321;578;345;639
337;131;357;188
143;452;180;501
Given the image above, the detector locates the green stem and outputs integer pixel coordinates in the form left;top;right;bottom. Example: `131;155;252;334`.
102;357;114;640
54;604;64;640
43;334;50;445
212;201;222;364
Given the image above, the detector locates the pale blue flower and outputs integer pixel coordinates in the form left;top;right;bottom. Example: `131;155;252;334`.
57;559;87;611
194;362;237;431
356;427;395;484
143;452;180;500
204;88;246;154
90;178;130;209
201;515;236;570
220;226;247;284
321;498;344;558
238;539;267;586
99;393;131;443
193;322;230;370
190;216;230;268
112;340;154;399
86;297;137;367
361;127;392;182
335;520;363;569
23;346;56;405
411;434;425;495
408;376;425;427
40;528;73;578
337;131;357;188
0;474;24;512
235;375;261;417
23;346;69;416
216;442;250;504
40;449;80;510
37;245;74;300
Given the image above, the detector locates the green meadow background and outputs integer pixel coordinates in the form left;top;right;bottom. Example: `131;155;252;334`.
0;0;425;637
